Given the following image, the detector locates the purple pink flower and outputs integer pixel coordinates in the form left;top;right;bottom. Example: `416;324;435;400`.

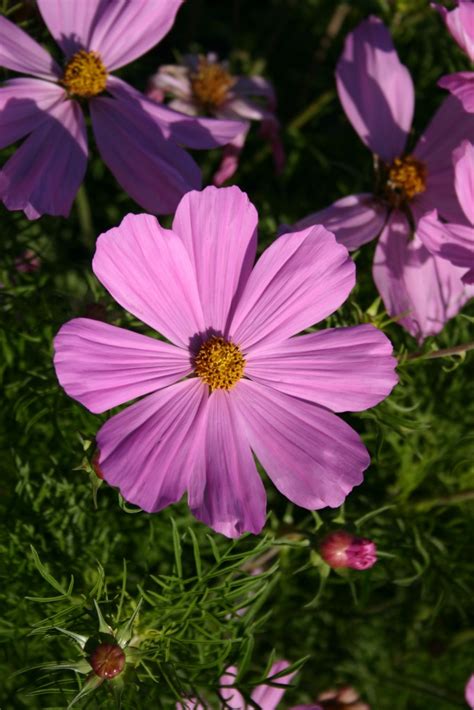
53;186;397;538
290;16;474;341
147;52;284;185
435;1;474;113
466;673;474;709
0;1;242;219
319;531;377;571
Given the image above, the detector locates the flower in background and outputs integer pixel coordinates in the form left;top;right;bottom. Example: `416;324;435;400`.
147;53;284;185
54;186;397;538
0;1;242;218
288;17;474;342
319;531;377;570
466;673;474;709
14;248;41;273
435;1;474;112
316;686;370;710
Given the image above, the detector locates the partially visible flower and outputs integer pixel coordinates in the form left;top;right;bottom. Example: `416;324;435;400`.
317;686;370;710
435;1;474;112
15;248;41;272
0;2;242;218
54;186;398;538
147;53;284;185
319;531;377;570
466;673;474;709
287;16;474;341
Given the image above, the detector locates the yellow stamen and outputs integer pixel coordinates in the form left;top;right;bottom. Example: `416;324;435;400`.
194;336;245;391
62;50;107;98
190;57;235;110
387;155;427;202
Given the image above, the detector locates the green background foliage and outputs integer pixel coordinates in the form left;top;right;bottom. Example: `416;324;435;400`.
1;0;473;707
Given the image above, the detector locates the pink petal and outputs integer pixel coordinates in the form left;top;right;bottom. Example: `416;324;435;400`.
417;212;474;278
0;99;87;219
0;78;65;149
453;139;474;224
212;124;249;186
219;667;246;709
36;0;107;57
245;324;398;413
466;674;474;709
232;380;369;510
221;96;271;121
148;64;193;102
438;72;474;113
251;661;295;710
0;15;60;79
190;390;267;538
233;75;277;107
336;16;413;161
90;93;201;214
92;213;205;348
229;226;355;352
108;77;244;149
172;186;257;333
96;380;207;514
373;211;470;341
291;194;387;251
53;318;192;414
89;0;184;71
413;95;474;224
434;1;474;61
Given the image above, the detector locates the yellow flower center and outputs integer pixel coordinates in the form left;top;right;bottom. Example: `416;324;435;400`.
190;57;235;110
194;336;245;391
62;50;107;98
386;155;427;204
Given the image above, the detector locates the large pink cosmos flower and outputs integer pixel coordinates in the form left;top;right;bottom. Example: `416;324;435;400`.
54;186;397;538
290;16;474;341
435;1;474;112
147;52;284;186
0;1;242;219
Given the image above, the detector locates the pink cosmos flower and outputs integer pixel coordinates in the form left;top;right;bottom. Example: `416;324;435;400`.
147;52;284;185
466;673;474;708
319;531;377;570
289;16;474;341
435;1;474;113
53;186;397;538
0;1;243;219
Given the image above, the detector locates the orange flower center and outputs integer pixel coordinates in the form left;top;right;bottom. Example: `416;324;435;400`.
194;336;245;391
190;57;235;110
386;155;427;205
62;50;107;98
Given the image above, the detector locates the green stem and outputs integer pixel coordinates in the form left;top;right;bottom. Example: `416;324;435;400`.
288;90;335;131
403;341;474;364
412;489;474;512
75;183;95;250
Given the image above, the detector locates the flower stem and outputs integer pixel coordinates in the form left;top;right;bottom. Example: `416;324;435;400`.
75;183;96;250
403;341;474;364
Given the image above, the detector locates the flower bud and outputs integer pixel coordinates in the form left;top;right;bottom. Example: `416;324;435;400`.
91;450;104;480
319;531;377;571
90;642;126;679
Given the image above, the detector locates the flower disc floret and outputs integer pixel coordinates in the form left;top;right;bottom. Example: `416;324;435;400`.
62;50;107;98
194;336;245;391
386;155;427;204
191;57;235;110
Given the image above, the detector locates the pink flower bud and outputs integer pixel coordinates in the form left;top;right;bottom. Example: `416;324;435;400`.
319;531;377;571
90;643;125;679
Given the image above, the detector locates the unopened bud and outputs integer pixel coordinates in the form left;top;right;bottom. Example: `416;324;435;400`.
319;531;377;571
90;643;125;679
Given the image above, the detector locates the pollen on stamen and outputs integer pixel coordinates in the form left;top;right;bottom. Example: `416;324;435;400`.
190;57;235;111
194;336;245;391
386;154;427;205
62;50;108;98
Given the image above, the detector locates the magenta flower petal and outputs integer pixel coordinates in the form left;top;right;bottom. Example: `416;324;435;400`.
373;212;470;341
90;94;201;214
36;0;107;57
53;318;192;414
414;95;474;224
233;380;369;510
434;1;474;61
438;72;474;113
291;194;387;251
88;0;184;71
0;14;60;79
454;140;474;225
190;390;267;538
336;16;414;161
220;667;246;709
92;213;205;348
466;674;474;709
229;226;355;351
172;186;257;333
96;380;207;513
233;75;277;105
417;212;474;281
213;124;249;186
0;78;65;149
0;100;87;219
251;660;295;710
245;324;398;412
